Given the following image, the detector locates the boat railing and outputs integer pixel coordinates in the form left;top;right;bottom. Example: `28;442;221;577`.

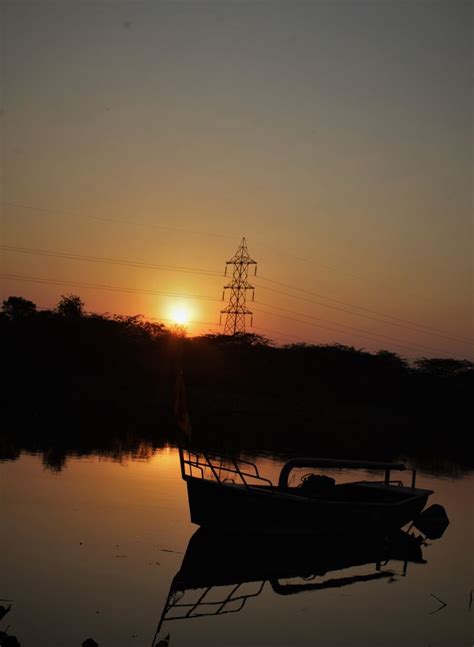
181;448;275;491
152;580;266;643
164;581;265;621
180;449;417;492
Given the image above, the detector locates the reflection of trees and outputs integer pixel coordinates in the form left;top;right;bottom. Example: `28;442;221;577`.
36;439;160;473
0;437;21;462
42;448;68;472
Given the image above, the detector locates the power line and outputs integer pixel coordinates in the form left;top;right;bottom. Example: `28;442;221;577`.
252;324;315;345
0;271;466;358
255;281;474;347
257;311;437;358
4;237;467;347
252;304;473;360
3;201;236;241
252;238;443;311
28;301;222;328
19;301;418;357
5;201;427;303
256;274;474;344
2;240;445;347
5;201;469;344
255;299;451;356
0;282;449;359
0;273;221;302
1;244;222;278
252;306;421;356
251;323;418;359
4;240;470;349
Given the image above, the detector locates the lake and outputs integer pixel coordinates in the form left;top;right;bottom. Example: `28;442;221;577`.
1;446;472;646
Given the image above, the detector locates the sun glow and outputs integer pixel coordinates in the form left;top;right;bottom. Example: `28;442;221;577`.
169;303;191;326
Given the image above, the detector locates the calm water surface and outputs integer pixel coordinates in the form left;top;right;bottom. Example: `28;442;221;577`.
1;447;472;646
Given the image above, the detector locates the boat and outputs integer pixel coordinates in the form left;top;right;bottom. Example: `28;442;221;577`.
180;449;433;534
174;370;434;534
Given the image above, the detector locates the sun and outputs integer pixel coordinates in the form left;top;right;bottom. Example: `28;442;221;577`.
170;304;190;326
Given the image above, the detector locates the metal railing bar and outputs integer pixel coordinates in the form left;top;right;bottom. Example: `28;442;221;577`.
202;451;222;483
216;583;242;613
187;601;247;618
187;449;260;478
168;582;266;611
186;462;204;478
185;586;213;618
183;455;274;491
183;459;268;483
231;458;248;488
161;605;245;621
230;456;260;477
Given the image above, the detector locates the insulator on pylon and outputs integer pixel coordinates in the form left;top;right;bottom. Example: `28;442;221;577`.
219;313;222;325
252;290;255;301
221;290;225;301
250;316;253;326
224;265;227;276
255;265;257;276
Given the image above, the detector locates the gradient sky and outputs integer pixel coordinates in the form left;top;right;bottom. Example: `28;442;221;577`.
1;0;472;359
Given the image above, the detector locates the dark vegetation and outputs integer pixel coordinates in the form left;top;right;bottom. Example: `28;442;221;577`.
1;295;473;469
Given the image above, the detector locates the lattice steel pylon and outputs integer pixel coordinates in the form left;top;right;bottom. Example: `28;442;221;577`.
220;237;257;335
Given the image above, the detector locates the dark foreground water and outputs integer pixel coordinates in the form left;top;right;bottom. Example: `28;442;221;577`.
1;447;472;646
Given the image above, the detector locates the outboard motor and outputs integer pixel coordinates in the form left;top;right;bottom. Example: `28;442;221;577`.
413;504;449;539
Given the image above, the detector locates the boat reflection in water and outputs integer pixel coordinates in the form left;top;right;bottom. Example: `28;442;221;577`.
152;517;448;646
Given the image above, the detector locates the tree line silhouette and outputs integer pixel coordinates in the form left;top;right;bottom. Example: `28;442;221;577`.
1;294;472;465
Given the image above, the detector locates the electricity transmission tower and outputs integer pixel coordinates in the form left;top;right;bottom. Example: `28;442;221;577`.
220;238;257;335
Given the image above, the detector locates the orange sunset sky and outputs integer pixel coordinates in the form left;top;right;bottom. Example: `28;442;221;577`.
1;1;472;360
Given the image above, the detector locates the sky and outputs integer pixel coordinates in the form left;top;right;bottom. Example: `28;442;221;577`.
1;0;472;359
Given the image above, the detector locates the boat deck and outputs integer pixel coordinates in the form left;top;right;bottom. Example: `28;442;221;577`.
286;481;433;503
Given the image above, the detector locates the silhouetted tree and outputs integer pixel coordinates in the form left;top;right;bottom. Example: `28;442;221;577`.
1;292;472;463
56;294;84;318
375;350;409;373
413;357;473;377
200;332;272;348
2;296;37;320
